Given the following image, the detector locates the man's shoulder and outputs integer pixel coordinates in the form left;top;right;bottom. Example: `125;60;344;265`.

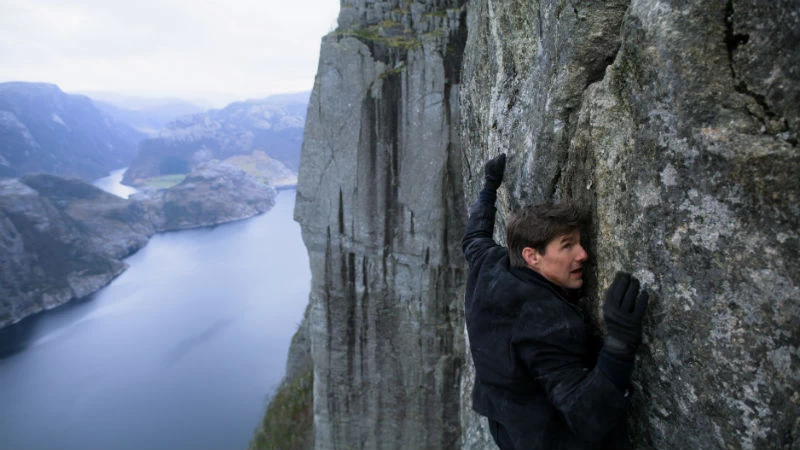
500;266;562;299
484;264;563;313
501;268;584;324
470;245;511;278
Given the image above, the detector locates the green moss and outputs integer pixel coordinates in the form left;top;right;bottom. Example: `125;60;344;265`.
378;19;401;28
423;10;448;18
142;174;186;190
249;367;314;450
336;25;421;50
422;29;447;39
385;36;420;49
378;64;408;80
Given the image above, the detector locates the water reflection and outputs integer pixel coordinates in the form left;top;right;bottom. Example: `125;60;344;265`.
93;168;139;198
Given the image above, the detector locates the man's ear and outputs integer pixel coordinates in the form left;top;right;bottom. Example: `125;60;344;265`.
522;247;541;268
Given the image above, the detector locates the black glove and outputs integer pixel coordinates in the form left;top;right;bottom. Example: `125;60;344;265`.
483;153;506;192
603;272;649;360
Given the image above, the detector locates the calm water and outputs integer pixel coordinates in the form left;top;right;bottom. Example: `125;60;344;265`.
0;180;310;450
92;168;139;198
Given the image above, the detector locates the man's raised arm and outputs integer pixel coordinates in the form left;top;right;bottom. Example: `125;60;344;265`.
462;153;506;265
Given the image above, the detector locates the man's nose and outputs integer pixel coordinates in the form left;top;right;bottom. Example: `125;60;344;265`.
576;244;588;262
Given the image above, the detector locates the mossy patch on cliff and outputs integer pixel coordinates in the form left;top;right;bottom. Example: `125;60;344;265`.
249;367;314;450
336;24;421;50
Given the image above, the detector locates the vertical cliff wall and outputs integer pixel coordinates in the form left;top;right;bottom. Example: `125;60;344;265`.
294;1;469;448
460;1;799;449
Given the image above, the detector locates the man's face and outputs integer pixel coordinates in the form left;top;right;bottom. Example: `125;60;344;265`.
528;230;588;289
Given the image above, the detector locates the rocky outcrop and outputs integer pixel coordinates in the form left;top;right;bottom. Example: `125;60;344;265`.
223;151;298;188
143;160;277;231
0;164;277;328
289;0;798;449
123;93;308;186
0;82;144;181
294;1;468;448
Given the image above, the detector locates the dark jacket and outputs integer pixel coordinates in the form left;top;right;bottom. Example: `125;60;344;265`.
462;190;630;450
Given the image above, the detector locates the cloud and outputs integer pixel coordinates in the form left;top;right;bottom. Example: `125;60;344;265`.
0;0;340;102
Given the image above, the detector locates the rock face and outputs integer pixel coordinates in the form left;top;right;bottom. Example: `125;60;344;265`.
0;164;277;328
290;0;799;449
294;1;468;448
460;1;799;448
0;82;144;181
123;93;308;186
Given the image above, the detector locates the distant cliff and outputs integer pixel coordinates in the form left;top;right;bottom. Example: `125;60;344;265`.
123;93;308;186
0;82;144;181
0;162;276;328
286;1;798;449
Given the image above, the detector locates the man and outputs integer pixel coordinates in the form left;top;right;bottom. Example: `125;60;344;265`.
462;153;649;449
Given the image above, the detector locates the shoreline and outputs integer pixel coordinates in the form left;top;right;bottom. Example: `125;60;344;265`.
0;187;292;331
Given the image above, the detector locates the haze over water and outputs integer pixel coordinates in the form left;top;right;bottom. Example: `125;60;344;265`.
0;181;310;450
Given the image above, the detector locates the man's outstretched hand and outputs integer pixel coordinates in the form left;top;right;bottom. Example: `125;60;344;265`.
603;272;649;360
483;153;506;191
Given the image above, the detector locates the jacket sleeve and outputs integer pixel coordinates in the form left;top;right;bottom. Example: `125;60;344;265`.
461;188;501;266
512;302;628;443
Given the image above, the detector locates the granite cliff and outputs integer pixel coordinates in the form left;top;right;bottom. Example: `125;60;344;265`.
0;163;276;328
286;0;798;449
294;1;468;448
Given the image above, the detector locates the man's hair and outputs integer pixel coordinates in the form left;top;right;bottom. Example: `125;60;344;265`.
506;202;586;268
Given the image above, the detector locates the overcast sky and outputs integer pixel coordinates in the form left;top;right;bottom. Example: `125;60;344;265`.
0;0;340;106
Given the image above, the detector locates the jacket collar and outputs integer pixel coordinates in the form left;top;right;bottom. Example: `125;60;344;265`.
509;264;584;312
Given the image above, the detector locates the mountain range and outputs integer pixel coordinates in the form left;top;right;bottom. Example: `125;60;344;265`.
122;92;309;186
92;97;206;137
0;82;144;181
0;82;309;189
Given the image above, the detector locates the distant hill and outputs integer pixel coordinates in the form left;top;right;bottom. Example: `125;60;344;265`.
92;98;206;137
0;82;146;181
0;166;276;329
122;92;309;186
